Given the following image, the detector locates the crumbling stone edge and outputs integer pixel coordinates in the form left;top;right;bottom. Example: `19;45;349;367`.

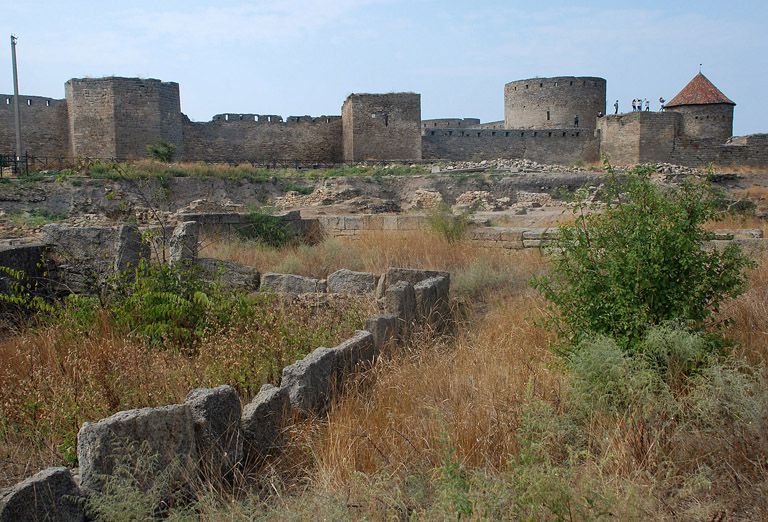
0;266;451;521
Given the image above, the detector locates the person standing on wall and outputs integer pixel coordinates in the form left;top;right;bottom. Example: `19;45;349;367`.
574;115;579;127
659;97;666;111
632;99;637;112
614;100;619;114
645;99;650;111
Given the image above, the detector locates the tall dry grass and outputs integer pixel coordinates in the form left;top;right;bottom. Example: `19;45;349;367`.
0;296;368;488
310;291;558;485
201;230;549;301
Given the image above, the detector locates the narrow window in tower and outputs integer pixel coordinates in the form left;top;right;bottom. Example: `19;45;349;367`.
547;110;550;121
430;131;435;136
540;83;543;87
525;84;529;89
5;98;9;105
477;132;481;137
548;132;552;137
225;114;229;121
27;99;31;106
520;132;524;137
554;82;558;87
492;132;496;136
46;100;50;107
570;81;573;86
534;131;538;137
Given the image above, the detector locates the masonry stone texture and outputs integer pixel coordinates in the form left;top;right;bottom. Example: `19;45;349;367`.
1;72;765;167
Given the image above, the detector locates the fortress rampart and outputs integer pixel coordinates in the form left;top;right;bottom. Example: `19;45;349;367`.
0;72;765;168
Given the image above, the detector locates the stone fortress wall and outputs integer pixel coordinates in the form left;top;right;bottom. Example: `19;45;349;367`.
0;72;766;168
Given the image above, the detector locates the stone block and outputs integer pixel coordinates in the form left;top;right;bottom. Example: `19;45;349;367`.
185;385;243;478
114;223;149;273
77;404;197;493
169;221;199;264
414;275;451;328
0;467;85;522
333;330;376;375
365;314;398;352
522;228;547;240
383;281;416;338
469;228;502;241
342;215;366;230
261;273;326;294
196;258;260;292
280;347;338;415
327;269;378;294
241;384;290;460
376;267;450;298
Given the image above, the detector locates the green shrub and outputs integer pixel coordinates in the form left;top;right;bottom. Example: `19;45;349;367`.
238;208;296;247
111;263;213;350
146;140;176;162
532;166;753;350
426;203;469;244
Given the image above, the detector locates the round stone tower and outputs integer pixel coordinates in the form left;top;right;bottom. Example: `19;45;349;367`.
664;72;735;142
504;76;606;129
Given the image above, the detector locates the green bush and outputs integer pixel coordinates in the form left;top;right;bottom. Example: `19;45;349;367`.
146;140;176;162
111;263;213;350
238;208;297;247
532;166;753;350
426;203;469;244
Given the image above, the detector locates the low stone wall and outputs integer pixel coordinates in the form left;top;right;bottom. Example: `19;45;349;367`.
0;267;451;519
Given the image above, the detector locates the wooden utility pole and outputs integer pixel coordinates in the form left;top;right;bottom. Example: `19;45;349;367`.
11;34;22;160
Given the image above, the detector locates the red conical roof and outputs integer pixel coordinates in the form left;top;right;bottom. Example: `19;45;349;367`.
666;72;735;108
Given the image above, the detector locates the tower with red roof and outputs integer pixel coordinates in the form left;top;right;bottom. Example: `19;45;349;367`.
664;72;735;142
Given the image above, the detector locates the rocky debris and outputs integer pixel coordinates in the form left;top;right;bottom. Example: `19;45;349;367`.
261;273;326;294
196;258;261;291
280;347;338;415
404;189;443;210
434;158;589;174
114;223;149;272
169;221;199;264
454;191;501;211
241;384;290;460
645;162;702;175
177;198;244;214
185;385;243;479
327;269;379;294
0;467;85;522
77;404;197;494
515;191;554;206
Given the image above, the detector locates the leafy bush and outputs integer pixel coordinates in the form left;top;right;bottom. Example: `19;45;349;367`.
146;140;176;162
111;263;213;350
238;208;297;247
532;166;753;350
426;203;469;244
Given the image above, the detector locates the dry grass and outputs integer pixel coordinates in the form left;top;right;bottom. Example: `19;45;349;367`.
720;254;768;365
0;295;368;488
311;290;558;485
201;230;549;301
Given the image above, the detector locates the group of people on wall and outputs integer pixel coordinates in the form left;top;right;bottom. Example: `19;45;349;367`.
612;97;666;114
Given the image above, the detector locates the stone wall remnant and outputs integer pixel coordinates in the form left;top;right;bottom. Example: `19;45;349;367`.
261;272;326;294
327;269;379;294
77;404;197;494
0;467;85;522
241;384;290;461
169;221;199;264
185;385;243;480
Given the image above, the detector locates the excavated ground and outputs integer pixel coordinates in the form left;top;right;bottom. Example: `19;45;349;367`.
0;160;765;241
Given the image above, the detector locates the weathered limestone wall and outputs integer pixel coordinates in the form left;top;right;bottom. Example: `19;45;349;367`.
504;76;606;130
668;103;734;142
342;93;422;161
422;128;600;164
65;77;183;160
181;115;342;162
598;112;768;167
0;95;70;158
421;118;481;131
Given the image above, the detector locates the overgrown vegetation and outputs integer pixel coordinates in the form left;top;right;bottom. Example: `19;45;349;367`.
532;165;753;350
0;263;369;484
425;202;469;244
236;208;297;247
146;141;177;162
9;209;66;227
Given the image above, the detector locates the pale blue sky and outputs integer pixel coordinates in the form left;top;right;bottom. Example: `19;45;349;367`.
1;1;766;135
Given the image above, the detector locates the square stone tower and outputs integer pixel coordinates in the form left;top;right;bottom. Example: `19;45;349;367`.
342;93;421;161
